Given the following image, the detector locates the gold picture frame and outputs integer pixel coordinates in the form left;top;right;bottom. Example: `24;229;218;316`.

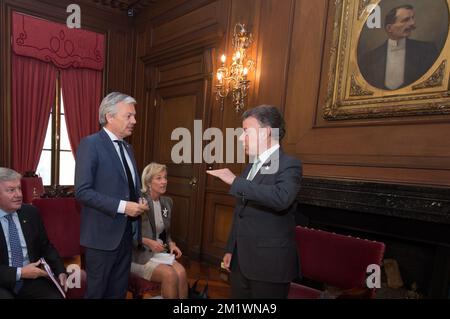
324;0;450;120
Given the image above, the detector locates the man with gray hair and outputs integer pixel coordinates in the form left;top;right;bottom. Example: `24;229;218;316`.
0;167;67;298
75;92;148;298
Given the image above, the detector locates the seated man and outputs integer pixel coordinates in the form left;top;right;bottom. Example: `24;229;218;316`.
0;167;67;299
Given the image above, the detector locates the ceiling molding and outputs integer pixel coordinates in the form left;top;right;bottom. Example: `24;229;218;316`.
90;0;158;12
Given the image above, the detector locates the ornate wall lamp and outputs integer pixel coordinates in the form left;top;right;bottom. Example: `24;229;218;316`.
216;23;255;112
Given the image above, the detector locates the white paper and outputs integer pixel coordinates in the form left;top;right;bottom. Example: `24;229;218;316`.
150;253;175;265
40;257;66;299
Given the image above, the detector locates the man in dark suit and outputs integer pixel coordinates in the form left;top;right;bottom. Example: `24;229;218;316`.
207;105;301;299
358;4;438;90
0;167;67;299
75;92;149;298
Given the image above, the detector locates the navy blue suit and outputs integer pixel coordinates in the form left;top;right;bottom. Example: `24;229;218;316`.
75;129;141;298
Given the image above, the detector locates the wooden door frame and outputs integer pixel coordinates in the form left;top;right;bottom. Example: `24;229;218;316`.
141;36;221;259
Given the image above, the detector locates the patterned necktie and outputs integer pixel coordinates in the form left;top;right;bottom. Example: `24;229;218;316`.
5;214;24;292
247;157;261;181
114;140;137;202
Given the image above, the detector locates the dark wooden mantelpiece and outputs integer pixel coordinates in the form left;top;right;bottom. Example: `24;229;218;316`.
298;178;450;226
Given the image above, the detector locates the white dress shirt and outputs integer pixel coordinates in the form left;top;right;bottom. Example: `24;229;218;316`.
385;38;406;90
246;144;280;180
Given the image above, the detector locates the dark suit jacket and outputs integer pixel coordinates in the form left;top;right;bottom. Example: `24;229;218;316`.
358;38;438;90
226;149;302;283
0;205;65;291
132;195;173;265
75;129;141;251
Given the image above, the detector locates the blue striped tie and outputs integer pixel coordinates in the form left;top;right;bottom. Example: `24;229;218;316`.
5;214;24;292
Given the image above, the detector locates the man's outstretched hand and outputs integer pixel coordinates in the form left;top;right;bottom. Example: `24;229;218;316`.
206;169;236;185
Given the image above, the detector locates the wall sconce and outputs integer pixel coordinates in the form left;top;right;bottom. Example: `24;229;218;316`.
216;23;255;113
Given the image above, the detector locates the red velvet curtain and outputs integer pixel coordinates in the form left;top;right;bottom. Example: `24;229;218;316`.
61;68;102;155
12;54;57;174
10;11;105;170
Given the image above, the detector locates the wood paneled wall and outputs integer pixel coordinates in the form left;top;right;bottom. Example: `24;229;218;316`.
132;0;450;262
133;0;229;258
0;0;134;167
285;1;450;187
2;0;448;262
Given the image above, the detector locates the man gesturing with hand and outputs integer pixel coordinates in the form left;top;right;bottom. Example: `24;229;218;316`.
208;105;302;299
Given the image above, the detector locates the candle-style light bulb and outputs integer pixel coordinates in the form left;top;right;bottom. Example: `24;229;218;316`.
221;54;226;63
235;51;241;60
243;67;248;76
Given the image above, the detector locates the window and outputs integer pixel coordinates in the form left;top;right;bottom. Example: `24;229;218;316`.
36;81;75;186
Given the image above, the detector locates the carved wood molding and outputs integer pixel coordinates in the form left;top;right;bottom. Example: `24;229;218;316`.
140;33;222;65
413;60;447;90
90;0;158;11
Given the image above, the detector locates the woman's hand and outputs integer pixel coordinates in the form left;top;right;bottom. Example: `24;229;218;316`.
169;242;182;259
142;238;165;253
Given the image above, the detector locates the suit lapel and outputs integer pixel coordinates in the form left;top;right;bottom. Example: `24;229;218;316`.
379;41;387;86
405;39;416;84
99;129;128;184
241;163;252;179
0;220;7;265
147;199;157;238
160;197;170;229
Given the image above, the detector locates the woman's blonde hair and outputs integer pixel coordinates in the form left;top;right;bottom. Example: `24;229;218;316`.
141;162;167;193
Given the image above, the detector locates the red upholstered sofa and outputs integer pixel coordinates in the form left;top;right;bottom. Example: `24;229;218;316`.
288;226;385;299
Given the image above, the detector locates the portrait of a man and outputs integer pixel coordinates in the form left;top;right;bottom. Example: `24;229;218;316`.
358;2;447;90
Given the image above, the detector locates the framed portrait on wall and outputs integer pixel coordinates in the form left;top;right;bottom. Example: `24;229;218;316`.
324;0;450;120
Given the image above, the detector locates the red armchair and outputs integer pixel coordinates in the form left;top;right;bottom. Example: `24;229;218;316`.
32;198;86;299
33;198;161;299
128;272;161;299
288;226;385;299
